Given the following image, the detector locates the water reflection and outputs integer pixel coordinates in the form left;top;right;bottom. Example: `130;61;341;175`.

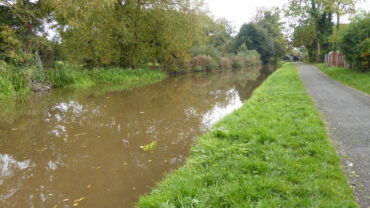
0;66;272;207
202;88;243;129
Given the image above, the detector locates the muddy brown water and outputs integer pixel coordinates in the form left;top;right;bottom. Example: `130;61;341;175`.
0;66;272;208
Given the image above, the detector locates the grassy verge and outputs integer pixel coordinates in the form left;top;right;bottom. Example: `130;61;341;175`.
0;62;167;99
46;67;167;88
137;63;357;207
315;63;370;95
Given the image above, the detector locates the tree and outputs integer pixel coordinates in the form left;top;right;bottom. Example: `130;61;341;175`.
332;0;359;27
340;13;370;71
46;0;209;69
235;23;274;63
0;0;55;65
287;0;360;61
252;8;287;59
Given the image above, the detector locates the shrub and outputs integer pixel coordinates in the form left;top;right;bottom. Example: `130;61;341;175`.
190;55;211;70
0;60;8;73
232;57;243;68
219;57;234;69
205;59;219;70
190;45;222;58
0;75;15;99
340;13;370;71
46;62;82;87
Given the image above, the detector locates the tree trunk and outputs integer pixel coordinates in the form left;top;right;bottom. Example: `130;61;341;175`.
337;13;340;28
317;41;320;62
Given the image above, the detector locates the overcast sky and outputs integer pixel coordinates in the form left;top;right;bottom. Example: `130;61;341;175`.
205;0;370;31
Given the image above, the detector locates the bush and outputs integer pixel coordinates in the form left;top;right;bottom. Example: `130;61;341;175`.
0;64;30;98
47;62;82;87
0;60;8;73
0;75;15;99
190;45;222;58
232;57;243;68
340;13;370;71
190;55;211;70
219;57;234;69
205;59;219;70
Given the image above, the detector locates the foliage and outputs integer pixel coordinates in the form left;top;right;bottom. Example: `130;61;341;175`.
253;8;287;58
0;0;55;65
315;63;370;94
235;8;287;64
339;13;370;71
45;0;208;69
190;55;212;70
287;0;359;61
137;63;357;207
236;23;275;63
219;57;234;69
0;74;15;99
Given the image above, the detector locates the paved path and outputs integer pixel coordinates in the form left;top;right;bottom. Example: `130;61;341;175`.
297;63;370;207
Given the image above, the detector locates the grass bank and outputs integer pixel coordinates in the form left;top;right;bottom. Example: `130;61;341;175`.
0;62;167;99
137;63;357;207
315;63;370;95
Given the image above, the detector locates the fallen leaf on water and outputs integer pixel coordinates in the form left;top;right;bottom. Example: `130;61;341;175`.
81;145;87;148
74;197;85;203
11;128;18;131
133;187;136;190
73;203;79;207
62;198;70;202
140;141;157;152
123;162;128;166
87;184;92;189
148;160;152;163
75;133;87;137
96;166;101;170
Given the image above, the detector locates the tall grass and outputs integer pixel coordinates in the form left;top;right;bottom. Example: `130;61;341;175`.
46;62;167;89
0;61;167;99
137;63;357;207
315;63;370;95
0;62;31;99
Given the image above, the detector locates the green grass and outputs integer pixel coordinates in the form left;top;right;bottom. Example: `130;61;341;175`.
0;62;167;99
47;63;167;89
315;63;370;95
137;63;357;208
0;67;31;99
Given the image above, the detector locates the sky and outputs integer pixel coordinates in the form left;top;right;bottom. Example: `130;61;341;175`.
205;0;370;31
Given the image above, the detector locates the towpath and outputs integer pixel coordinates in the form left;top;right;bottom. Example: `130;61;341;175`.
297;63;370;207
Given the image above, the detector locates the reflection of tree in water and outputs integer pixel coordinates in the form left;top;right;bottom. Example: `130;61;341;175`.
0;66;272;207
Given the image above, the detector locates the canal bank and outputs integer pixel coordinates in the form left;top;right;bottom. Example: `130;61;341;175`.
137;63;357;207
0;64;168;100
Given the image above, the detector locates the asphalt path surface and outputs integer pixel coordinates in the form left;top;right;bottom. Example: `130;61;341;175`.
297;63;370;207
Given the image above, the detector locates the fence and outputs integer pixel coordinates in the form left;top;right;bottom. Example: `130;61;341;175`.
324;51;350;68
